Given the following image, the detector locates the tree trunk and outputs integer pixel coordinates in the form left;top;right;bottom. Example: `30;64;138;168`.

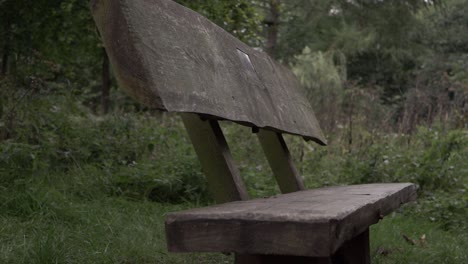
101;49;111;114
265;0;280;58
1;21;11;76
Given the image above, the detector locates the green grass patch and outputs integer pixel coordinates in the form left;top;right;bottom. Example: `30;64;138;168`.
0;197;230;263
0;82;466;263
371;212;468;264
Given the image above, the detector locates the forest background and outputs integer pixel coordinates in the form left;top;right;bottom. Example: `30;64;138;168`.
0;0;466;263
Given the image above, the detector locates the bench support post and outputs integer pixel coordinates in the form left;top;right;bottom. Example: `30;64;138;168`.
235;255;331;264
257;129;305;193
182;115;371;264
332;228;370;264
181;113;249;203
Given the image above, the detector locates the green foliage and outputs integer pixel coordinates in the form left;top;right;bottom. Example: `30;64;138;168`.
414;191;467;232
0;77;211;207
0;0;101;82
273;0;450;98
0;102;466;262
175;0;263;46
1;75;466;262
423;0;468;56
299;127;467;191
292;47;346;132
293;47;345;95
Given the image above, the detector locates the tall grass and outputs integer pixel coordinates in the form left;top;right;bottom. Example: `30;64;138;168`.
0;77;466;263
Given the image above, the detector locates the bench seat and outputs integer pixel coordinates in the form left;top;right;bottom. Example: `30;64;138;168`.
166;183;416;257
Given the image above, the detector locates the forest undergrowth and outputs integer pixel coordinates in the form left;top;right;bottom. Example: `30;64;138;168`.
1;0;467;262
0;77;466;263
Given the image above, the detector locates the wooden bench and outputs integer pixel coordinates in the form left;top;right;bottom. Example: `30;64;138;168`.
91;0;417;263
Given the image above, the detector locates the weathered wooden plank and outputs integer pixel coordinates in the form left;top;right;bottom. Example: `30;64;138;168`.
181;113;249;203
234;230;370;263
257;129;305;193
91;0;326;145
166;183;417;257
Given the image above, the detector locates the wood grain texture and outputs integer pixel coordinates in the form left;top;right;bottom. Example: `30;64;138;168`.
234;229;370;264
91;0;326;145
166;183;417;257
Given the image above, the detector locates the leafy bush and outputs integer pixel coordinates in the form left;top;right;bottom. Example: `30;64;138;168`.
413;191;467;232
0;78;212;205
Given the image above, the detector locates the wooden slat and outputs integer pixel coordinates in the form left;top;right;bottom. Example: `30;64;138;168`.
234;230;370;263
91;0;326;145
257;129;305;193
166;183;417;257
181;113;249;203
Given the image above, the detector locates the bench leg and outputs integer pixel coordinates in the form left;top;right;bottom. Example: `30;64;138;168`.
234;229;370;264
235;254;331;264
332;228;370;264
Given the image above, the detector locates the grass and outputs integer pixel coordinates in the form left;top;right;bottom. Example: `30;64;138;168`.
0;86;466;263
0;129;466;263
1;194;466;263
0;196;230;263
371;213;468;264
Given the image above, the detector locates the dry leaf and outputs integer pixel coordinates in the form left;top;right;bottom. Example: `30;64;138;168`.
376;246;392;256
419;234;427;247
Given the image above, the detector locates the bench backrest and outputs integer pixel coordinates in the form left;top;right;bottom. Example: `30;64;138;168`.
91;0;325;145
